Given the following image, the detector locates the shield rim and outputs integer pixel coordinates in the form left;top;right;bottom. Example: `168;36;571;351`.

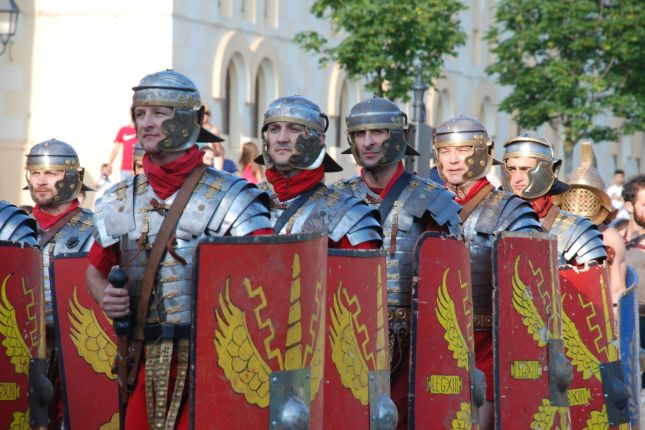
190;231;327;429
409;231;471;429
49;251;111;429
492;231;555;428
0;241;43;428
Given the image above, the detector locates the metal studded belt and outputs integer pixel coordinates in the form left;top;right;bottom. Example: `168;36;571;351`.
473;314;492;330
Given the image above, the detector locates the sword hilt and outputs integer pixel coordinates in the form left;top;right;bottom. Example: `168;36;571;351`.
108;266;130;335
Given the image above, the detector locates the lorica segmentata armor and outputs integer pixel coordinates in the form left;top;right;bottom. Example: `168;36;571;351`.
265;183;383;247
332;175;461;307
40;208;95;323
93;170;271;325
461;190;541;327
0;201;37;246
545;209;607;266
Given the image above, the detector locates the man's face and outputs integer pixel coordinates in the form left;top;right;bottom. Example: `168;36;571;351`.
266;121;306;172
437;145;474;186
133;106;173;154
629;188;645;229
504;156;538;195
614;173;625;186
353;129;389;169
28;169;65;205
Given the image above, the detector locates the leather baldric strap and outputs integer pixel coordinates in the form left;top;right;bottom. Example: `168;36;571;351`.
135;164;206;329
127;163;207;386
540;204;561;232
458;183;494;222
37;207;81;248
378;171;413;223
273;182;325;234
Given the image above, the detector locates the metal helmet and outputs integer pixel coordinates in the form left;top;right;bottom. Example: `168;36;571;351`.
131;69;202;153
501;133;570;199
558;142;613;225
259;95;342;172
132;142;145;172
433;115;494;182
132;142;145;163
343;97;418;167
25;139;87;205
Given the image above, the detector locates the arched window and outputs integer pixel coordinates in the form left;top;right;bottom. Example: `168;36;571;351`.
478;96;496;140
433;90;452;126
335;80;350;148
223;68;231;135
253;60;276;139
223;58;242;144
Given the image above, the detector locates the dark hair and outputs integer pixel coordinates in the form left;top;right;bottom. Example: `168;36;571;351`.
622;174;645;203
614;169;625;175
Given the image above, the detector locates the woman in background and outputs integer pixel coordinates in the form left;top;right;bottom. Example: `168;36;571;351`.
239;141;263;184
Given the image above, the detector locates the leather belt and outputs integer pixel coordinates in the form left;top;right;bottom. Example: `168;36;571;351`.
143;323;190;341
473;314;492;330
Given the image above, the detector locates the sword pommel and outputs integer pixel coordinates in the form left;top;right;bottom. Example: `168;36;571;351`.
108;266;130;335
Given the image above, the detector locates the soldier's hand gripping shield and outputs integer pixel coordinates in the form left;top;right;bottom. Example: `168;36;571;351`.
617;268;640;429
323;249;396;430
409;233;482;429
493;232;572;429
50;254;120;430
560;263;630;429
192;232;328;429
0;242;51;429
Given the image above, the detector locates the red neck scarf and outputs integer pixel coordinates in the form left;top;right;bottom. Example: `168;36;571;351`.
32;199;80;231
454;177;490;206
266;166;325;202
530;195;554;219
143;146;204;200
363;162;405;198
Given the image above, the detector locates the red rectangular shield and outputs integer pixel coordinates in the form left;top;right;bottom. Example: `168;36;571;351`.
0;243;44;429
410;232;477;429
561;263;629;429
323;249;389;429
50;254;120;429
493;232;570;429
192;233;328;429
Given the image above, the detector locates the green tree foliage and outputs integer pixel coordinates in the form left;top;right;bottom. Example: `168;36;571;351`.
294;0;466;101
486;0;644;170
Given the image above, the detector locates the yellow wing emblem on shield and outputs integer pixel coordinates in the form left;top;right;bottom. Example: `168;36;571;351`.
67;287;117;379
562;308;601;381
436;268;469;370
511;256;547;347
214;278;272;408
329;284;370;405
0;274;31;375
9;406;30;430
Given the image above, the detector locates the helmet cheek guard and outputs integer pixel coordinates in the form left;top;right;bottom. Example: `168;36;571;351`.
290;133;326;170
157;108;201;152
